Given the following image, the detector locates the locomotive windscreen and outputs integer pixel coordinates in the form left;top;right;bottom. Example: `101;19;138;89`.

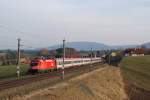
30;62;38;66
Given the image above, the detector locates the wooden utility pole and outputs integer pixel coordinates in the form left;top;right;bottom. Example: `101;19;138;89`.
62;39;65;79
17;38;21;78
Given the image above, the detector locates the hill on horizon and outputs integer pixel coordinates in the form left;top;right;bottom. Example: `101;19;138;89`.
48;42;110;51
48;41;142;51
142;42;150;48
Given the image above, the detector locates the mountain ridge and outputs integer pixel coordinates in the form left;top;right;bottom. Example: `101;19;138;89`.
142;42;150;48
48;42;110;51
48;41;149;51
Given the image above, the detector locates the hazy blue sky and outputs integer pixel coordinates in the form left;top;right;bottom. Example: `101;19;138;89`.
0;0;150;49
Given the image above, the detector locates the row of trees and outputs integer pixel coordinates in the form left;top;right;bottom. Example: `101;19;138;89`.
0;48;82;66
38;48;80;58
145;49;150;55
0;50;17;65
38;48;107;58
4;47;149;66
0;50;28;66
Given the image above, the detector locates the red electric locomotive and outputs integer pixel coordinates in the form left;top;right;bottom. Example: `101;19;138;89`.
28;58;57;73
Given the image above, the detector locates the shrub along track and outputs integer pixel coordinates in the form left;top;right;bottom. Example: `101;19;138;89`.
0;63;103;92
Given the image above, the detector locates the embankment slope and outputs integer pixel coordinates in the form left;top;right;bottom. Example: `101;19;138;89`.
18;66;128;100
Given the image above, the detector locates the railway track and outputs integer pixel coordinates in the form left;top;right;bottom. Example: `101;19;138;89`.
0;73;58;91
0;63;102;91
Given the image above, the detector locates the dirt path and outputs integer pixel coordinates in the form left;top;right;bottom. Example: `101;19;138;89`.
15;66;128;100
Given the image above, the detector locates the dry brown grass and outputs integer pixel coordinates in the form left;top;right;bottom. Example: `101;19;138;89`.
17;66;128;100
0;63;102;100
0;77;60;100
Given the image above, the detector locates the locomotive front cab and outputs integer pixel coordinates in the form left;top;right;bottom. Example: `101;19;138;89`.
28;57;57;74
28;59;39;73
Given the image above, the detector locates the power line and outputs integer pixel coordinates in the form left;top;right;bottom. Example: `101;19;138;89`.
0;24;40;48
0;24;59;49
0;24;21;35
0;24;34;40
22;45;39;50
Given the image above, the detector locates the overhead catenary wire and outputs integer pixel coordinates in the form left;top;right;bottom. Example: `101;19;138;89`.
21;44;39;50
0;24;69;57
0;24;49;49
0;25;41;50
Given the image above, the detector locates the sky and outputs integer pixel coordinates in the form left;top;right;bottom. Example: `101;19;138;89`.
0;0;150;49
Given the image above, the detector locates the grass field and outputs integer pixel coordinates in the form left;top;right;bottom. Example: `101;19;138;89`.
120;55;150;91
0;64;29;79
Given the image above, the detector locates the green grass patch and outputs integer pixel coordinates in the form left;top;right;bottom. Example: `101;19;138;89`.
0;64;29;79
120;55;150;91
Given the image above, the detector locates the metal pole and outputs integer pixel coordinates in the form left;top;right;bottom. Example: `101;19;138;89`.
109;50;111;65
90;48;93;71
62;39;65;79
95;52;97;58
17;38;21;78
